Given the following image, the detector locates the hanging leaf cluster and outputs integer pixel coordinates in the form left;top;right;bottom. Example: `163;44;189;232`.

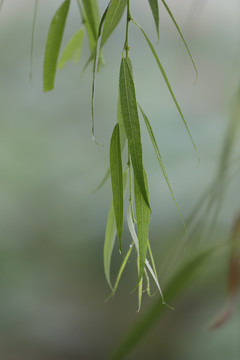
41;0;198;308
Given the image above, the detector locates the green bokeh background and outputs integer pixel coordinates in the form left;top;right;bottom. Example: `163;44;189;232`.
0;0;239;359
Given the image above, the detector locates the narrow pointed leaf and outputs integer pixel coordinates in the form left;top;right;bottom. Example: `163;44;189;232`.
108;247;216;360
82;0;100;42
101;0;127;48
133;20;199;161
161;0;198;81
43;0;70;92
138;103;186;228
148;0;159;38
117;91;127;150
134;171;149;282
104;171;128;289
119;57;150;208
110;124;124;251
57;28;84;69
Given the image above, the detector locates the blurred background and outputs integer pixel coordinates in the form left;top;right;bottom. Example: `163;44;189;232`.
0;0;240;359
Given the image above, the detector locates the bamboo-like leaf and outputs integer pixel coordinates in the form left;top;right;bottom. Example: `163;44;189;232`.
138;103;186;229
132;20;199;162
137;260;143;312
43;0;70;92
119;57;150;208
117;91;127;150
108;247;216;360
110;124;124;252
161;0;198;81
104;170;128;289
57;28;84;69
107;243;133;300
82;0;100;42
148;0;159;38
134;171;149;282
101;0;127;48
29;0;39;82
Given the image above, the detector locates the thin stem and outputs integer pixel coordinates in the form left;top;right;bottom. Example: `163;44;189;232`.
123;0;131;58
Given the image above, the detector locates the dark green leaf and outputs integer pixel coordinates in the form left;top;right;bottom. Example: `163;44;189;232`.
148;0;159;38
101;0;127;48
132;20;199;162
43;0;70;92
134;170;149;282
119;57;150;209
57;28;84;69
110;124;124;252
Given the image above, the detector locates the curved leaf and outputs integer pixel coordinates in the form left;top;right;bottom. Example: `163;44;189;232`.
82;0;100;41
119;57;150;209
148;0;159;38
43;0;70;92
57;28;84;69
101;0;127;48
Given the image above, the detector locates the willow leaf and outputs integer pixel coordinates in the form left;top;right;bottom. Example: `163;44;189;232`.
107;243;133;300
137;261;143;312
148;0;159;38
138;103;186;229
110;124;124;252
161;0;198;81
108;247;216;360
117;91;127;150
93;168;110;192
57;28;84;69
134;171;149;282
101;0;127;48
132;20;199;162
82;0;100;42
43;0;70;92
119;57;150;209
104;170;128;289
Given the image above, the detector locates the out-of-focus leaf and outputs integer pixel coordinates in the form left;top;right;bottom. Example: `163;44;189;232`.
138;103;186;229
29;0;39;81
119;57;150;209
134;171;149;282
101;0;127;48
108;247;216;360
161;0;198;81
132;20;199;162
43;0;70;92
110;124;124;251
147;0;159;38
57;28;84;69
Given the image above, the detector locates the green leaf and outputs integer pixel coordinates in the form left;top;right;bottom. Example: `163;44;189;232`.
148;0;159;38
43;0;70;92
138;103;186;229
117;91;127;150
161;0;198;81
134;170;149;282
119;57;150;209
101;0;127;48
110;124;124;252
57;28;84;69
108;247;216;360
104;170;128;289
132;20;199;162
29;0;39;82
82;0;100;42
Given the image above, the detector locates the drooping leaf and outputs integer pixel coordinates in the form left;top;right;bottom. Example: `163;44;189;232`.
119;57;150;209
132;20;199;162
43;0;70;92
147;0;159;38
29;0;39;81
101;0;127;48
117;91;127;150
110;124;124;252
138;103;186;229
107;243;133;300
161;0;198;81
57;28;84;69
108;247;216;360
134;170;149;282
137;259;143;312
82;0;100;42
104;170;128;289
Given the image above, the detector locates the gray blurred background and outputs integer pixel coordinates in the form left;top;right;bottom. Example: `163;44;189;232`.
0;0;240;359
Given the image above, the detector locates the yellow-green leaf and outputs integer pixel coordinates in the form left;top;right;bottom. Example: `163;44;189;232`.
57;28;84;69
43;0;70;92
